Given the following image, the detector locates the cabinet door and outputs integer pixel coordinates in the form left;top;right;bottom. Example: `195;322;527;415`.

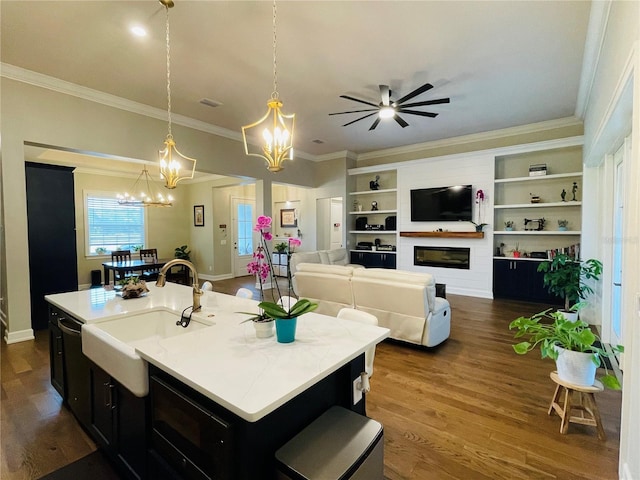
115;385;148;480
350;251;366;266
493;260;528;299
382;253;397;269
526;262;563;305
91;365;115;449
48;317;65;398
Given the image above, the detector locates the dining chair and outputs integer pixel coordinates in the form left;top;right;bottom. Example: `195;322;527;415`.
235;287;253;299
337;308;378;378
139;248;159;281
111;250;131;282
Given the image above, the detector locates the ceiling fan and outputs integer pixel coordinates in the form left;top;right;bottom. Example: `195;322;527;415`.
329;82;450;130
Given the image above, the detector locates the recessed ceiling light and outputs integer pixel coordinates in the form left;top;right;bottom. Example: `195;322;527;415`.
130;25;147;37
312;139;324;144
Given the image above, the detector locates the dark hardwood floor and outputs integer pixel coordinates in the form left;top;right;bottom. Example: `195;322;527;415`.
1;277;621;479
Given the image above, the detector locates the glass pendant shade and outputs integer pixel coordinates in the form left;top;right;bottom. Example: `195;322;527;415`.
242;98;295;173
159;134;197;188
117;167;173;207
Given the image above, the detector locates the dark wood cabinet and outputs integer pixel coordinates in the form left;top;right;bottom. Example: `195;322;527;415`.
350;251;396;269
493;259;562;304
90;363;148;480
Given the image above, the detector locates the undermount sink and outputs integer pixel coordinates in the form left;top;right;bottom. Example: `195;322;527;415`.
82;309;211;397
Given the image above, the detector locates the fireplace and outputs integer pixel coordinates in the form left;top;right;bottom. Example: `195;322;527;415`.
414;246;470;269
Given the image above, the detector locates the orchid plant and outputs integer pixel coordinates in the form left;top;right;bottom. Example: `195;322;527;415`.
242;215;305;323
471;188;488;231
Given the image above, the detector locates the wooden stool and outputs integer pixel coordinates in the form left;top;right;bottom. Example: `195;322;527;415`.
548;371;605;440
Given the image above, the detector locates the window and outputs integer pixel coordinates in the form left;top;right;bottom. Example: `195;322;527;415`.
85;193;146;255
237;203;253;255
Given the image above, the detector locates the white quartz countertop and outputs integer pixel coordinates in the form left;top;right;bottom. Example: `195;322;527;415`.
46;283;390;422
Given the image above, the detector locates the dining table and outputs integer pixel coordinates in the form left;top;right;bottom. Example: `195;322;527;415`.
102;258;169;285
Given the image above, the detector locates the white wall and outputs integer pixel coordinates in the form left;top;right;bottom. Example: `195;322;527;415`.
396;154;495;297
579;1;640;478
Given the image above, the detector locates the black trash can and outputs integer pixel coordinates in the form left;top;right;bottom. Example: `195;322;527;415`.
275;406;384;480
90;269;102;288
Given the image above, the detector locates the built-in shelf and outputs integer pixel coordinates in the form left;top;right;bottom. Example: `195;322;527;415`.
399;231;484;239
495;201;582;209
348;209;397;215
494;172;582;184
349;188;397;196
495;230;581;235
349;230;396;234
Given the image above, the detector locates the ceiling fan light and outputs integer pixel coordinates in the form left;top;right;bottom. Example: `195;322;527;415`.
379;106;395;119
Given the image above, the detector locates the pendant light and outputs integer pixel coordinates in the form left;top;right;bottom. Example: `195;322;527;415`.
158;0;196;188
117;166;173;207
241;0;295;173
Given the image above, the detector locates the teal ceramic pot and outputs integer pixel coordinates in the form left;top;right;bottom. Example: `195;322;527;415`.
275;317;297;343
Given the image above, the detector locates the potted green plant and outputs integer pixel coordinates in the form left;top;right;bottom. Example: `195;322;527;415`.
557;219;569;231
504;220;514;231
174;245;191;261
537;253;602;317
509;308;623;389
258;298;318;343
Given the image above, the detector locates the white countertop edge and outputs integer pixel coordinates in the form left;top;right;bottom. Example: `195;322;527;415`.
137;328;389;422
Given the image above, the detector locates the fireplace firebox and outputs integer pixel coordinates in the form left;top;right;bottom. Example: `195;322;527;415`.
414;246;470;269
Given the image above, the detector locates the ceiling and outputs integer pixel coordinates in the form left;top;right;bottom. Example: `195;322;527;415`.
2;1;591;160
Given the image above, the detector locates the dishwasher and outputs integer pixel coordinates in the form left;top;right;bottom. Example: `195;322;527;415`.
57;313;92;430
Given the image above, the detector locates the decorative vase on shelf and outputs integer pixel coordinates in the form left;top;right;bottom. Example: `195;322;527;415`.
253;320;274;339
505;227;513;231
275;317;297;343
558;226;568;231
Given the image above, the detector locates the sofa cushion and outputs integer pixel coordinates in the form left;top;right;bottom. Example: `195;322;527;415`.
352;268;437;313
318;250;330;264
290;251;322;275
295;263;354;276
326;248;349;266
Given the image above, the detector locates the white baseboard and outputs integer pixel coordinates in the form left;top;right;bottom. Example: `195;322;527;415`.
445;287;494;299
199;273;233;282
4;328;35;344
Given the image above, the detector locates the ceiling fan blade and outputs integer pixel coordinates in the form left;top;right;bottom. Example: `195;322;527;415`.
369;117;381;131
339;95;379;108
396;82;434;105
400;98;450;108
329;108;379;116
393;114;409;128
398;109;438;118
379;85;390;106
343;112;377;127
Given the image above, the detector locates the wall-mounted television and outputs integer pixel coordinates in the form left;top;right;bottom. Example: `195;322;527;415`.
410;185;473;222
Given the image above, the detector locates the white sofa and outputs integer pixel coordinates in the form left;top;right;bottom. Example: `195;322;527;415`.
289;248;362;291
294;263;451;347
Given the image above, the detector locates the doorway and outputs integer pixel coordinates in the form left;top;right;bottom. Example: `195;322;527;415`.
316;197;343;250
231;197;256;277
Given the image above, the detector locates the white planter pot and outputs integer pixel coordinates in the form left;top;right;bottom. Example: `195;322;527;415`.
554;346;596;386
253;320;275;338
558;310;578;322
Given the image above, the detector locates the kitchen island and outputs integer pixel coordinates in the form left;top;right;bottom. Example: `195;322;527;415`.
46;282;389;479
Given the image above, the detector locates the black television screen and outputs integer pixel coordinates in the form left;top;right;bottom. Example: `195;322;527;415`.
410;185;473;222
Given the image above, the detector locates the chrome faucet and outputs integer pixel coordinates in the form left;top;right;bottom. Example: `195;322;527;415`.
156;259;203;323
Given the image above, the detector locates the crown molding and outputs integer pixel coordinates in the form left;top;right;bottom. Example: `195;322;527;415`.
1;63;244;143
356;117;583;162
575;1;612;119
